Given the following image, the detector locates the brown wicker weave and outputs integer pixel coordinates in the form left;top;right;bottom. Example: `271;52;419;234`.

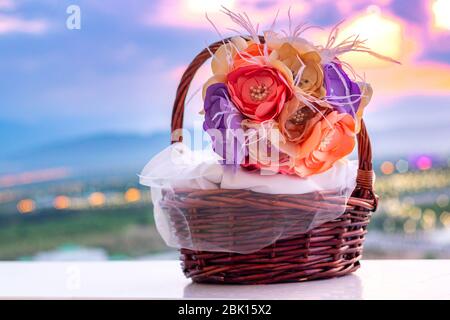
166;37;378;284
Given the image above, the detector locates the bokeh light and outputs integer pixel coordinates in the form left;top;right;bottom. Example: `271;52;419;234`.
17;199;36;214
416;156;432;171
381;161;395;175
422;209;437;230
395;159;409;173
436;194;450;208
53;195;70;210
403;219;417;234
441;212;450;227
408;207;422;221
89;192;106;207
124;188;141;203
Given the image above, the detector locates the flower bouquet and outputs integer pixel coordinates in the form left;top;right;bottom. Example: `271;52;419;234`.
140;9;391;284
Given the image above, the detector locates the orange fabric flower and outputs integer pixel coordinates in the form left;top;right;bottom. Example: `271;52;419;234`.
293;111;356;177
233;43;269;69
241;111;356;177
227;64;292;122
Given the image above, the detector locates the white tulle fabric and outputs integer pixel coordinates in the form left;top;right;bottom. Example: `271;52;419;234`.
140;143;358;253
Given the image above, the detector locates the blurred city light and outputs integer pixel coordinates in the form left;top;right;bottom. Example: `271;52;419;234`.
53;196;70;210
125;188;141;203
440;212;450;227
416;156;433;170
381;161;395;175
395;159;409;173
17;199;36;214
88;192;105;207
422;209;437;230
437;194;450;208
403;219;416;234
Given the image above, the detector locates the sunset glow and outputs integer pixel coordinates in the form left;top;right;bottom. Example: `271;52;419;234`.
432;0;450;30
339;5;404;67
186;0;235;14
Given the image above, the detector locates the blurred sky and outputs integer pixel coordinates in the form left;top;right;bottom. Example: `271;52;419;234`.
1;0;450;150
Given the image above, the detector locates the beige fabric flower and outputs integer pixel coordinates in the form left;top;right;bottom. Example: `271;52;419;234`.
355;81;373;133
271;43;326;98
202;36;249;100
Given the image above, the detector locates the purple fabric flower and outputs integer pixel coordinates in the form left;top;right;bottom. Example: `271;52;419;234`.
203;83;246;165
323;62;361;117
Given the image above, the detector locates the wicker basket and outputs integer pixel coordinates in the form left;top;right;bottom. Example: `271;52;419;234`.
166;38;378;284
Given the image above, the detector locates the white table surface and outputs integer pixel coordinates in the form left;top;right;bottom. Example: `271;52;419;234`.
0;260;449;300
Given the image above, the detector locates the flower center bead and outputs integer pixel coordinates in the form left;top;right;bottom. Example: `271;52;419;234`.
289;108;313;125
249;84;269;101
290;109;305;125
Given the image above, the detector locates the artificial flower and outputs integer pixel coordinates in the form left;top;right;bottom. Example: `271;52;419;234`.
293;111;356;177
203;83;246;165
355;81;373;133
265;33;326;98
264;30;317;57
232;42;268;69
323;62;361;117
297;51;326;98
212;36;248;75
240;111;356;177
227;64;293;122
240;118;298;175
278;98;327;144
202;36;249;100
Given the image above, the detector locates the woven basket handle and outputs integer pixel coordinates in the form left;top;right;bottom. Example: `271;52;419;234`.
171;38;376;200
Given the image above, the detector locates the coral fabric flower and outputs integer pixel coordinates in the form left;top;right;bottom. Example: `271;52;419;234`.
227;65;293;122
203;83;246;165
293;111;356;177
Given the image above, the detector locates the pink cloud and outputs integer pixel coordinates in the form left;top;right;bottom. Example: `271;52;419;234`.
0;167;71;188
0;0;14;10
0;14;49;34
145;0;312;30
